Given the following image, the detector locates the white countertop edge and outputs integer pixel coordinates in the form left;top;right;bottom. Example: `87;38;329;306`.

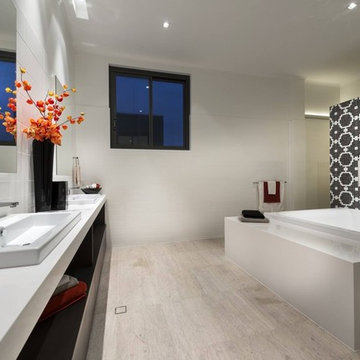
0;195;106;359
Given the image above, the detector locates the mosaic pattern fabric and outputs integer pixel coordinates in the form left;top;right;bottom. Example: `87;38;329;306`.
330;98;360;208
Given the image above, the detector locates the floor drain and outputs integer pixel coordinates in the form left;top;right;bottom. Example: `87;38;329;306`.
115;306;127;315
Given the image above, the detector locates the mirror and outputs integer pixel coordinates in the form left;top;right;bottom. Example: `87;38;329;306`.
54;75;75;176
0;0;16;173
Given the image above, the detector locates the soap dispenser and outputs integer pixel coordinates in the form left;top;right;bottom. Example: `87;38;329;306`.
72;156;81;189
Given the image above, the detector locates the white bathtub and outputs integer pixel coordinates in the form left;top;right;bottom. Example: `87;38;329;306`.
225;209;360;350
267;208;360;242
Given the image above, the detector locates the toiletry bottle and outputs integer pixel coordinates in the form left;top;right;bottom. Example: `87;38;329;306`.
72;156;81;189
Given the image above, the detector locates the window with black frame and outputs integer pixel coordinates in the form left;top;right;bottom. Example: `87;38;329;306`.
0;50;16;146
109;66;190;150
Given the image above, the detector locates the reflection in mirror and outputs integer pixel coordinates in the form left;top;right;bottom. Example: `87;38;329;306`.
0;0;16;173
55;75;75;176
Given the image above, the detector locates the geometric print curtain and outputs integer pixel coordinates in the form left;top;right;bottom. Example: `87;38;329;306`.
329;98;360;208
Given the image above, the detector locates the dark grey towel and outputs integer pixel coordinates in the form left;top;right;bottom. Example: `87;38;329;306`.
240;216;269;223
242;210;265;219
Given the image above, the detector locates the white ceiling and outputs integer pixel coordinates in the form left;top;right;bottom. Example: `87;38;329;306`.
63;0;360;85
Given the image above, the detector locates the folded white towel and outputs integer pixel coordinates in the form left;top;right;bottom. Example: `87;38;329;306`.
267;181;276;195
53;274;79;296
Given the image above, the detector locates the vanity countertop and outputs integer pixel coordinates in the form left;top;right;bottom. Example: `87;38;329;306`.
0;195;106;359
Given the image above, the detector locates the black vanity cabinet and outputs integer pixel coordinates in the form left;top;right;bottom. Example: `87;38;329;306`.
18;205;106;360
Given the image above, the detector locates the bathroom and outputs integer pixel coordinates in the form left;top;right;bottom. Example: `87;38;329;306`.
1;0;360;359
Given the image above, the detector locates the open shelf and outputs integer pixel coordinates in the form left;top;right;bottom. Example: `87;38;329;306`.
18;297;87;360
18;205;106;360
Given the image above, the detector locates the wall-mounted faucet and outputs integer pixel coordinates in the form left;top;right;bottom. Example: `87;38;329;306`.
0;202;19;208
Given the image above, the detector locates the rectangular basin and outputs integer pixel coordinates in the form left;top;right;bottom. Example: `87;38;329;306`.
68;194;101;205
0;211;81;268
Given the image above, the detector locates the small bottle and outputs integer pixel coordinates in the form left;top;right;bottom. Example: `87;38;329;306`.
72;156;81;189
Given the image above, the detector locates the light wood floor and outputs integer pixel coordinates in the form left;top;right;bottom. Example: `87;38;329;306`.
95;238;360;360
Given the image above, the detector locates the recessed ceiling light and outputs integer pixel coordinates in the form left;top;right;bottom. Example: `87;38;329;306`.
348;2;357;9
163;21;170;29
72;0;89;19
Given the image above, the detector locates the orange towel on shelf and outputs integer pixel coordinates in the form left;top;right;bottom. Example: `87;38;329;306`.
39;281;87;322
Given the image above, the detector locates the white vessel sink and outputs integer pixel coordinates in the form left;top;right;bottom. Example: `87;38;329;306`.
0;211;81;268
68;194;101;205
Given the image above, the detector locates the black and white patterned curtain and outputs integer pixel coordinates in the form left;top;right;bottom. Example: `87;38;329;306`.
330;98;360;208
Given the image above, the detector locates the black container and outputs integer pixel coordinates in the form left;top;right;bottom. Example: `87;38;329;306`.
81;187;102;194
52;181;68;210
33;139;54;212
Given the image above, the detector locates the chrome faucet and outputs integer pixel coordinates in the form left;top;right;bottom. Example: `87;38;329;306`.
0;202;19;208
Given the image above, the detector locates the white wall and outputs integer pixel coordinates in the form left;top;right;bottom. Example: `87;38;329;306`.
0;146;16;173
305;81;340;115
341;78;360;102
305;117;330;209
0;0;74;217
74;53;305;246
304;82;338;209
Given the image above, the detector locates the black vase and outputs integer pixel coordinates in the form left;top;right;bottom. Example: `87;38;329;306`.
33;139;54;212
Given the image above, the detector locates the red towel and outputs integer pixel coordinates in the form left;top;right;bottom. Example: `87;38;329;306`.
263;181;280;203
39;281;87;322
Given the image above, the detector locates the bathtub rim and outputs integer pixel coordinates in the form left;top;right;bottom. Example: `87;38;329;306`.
266;208;360;243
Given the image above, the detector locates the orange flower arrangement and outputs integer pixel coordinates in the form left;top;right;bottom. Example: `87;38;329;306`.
0;88;17;138
16;67;84;145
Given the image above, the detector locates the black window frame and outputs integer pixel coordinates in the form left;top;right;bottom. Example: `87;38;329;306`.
109;66;190;150
0;49;16;146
